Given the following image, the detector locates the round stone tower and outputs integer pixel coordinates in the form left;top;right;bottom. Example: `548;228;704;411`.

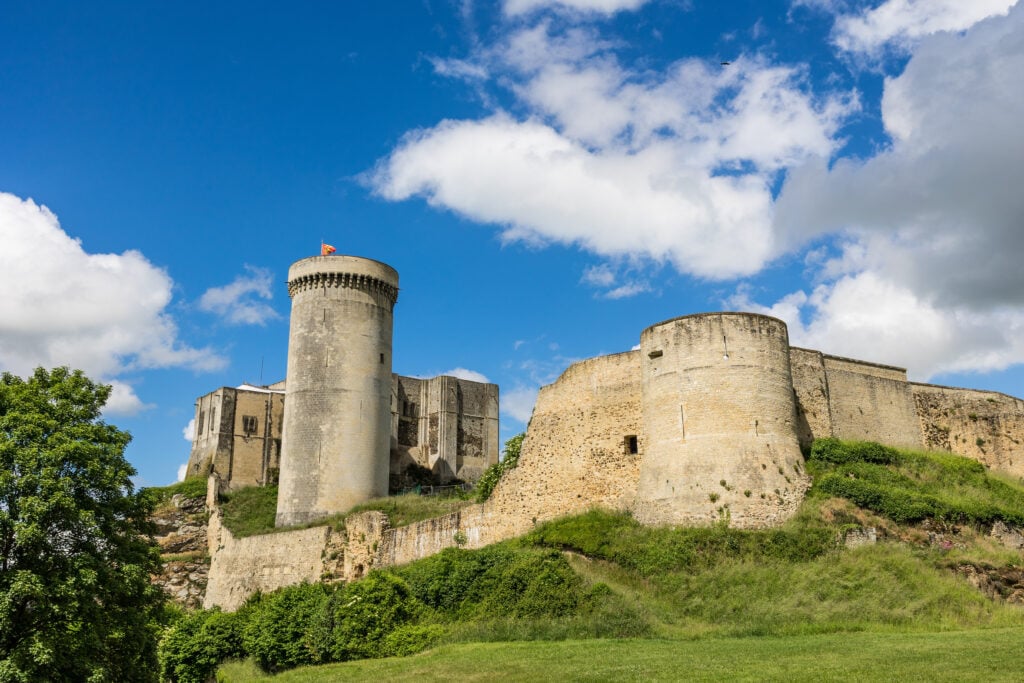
275;255;399;527
633;313;809;528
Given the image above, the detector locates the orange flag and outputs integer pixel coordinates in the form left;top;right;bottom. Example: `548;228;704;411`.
321;243;337;256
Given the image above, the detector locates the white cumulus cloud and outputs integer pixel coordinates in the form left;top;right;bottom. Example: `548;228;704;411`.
504;0;650;17
502;385;539;423
198;265;279;326
371;22;852;280
831;0;1018;54
752;0;1024;379
0;192;225;414
183;417;196;441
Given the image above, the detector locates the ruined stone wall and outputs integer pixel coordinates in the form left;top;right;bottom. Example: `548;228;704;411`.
634;313;809;528
822;355;922;449
489;351;643;527
912;384;1024;478
389;374;499;487
789;347;833;450
185;387;284;488
204;477;331;610
226;390;283;487
186;389;228;479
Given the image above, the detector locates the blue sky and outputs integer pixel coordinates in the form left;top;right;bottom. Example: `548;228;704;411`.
2;0;1023;487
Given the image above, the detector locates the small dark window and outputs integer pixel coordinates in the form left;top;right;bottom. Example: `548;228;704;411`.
198;411;206;435
380;353;385;364
242;415;258;436
648;349;663;359
624;435;638;455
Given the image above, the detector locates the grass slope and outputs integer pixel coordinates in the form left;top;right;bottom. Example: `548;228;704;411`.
197;441;1024;681
220;628;1024;682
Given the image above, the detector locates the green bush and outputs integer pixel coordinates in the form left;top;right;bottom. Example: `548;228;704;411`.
397;544;589;620
382;624;445;657
810;438;901;466
323;572;424;662
476;433;524;503
243;582;335;672
807;440;1024;526
158;609;247;683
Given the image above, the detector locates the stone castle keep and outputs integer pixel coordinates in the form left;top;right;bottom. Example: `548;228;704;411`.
198;255;1024;610
186;255;500;525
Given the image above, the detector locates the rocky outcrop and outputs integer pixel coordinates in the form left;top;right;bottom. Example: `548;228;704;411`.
955;564;1024;604
151;494;209;609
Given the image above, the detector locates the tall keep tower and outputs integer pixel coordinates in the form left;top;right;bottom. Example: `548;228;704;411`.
275;255;399;527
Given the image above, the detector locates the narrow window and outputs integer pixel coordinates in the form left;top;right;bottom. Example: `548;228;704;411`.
380;353;385;364
624;435;639;455
680;405;686;439
198;411;206;435
242;415;258;436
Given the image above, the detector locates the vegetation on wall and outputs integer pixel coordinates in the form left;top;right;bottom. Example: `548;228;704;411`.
475;433;524;503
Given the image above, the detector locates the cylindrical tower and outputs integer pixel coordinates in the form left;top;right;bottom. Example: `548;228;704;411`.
275;255;399;527
633;313;809;528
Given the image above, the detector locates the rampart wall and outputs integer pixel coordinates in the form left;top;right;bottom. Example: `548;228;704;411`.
823;355;922;448
913;384;1024;478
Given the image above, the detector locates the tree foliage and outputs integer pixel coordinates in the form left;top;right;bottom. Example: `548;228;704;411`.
0;367;164;682
475;433;524;503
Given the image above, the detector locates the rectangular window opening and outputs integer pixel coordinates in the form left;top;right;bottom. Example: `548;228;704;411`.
624;435;639;455
242;415;258;436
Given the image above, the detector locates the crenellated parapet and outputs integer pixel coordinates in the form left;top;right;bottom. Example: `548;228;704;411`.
287;270;399;308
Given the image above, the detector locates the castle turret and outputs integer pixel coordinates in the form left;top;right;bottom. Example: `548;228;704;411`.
633;313;809;528
275;255;399;526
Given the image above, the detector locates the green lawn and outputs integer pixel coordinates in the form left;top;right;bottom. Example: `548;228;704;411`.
220;627;1024;682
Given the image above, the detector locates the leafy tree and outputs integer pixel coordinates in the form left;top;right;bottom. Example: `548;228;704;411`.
0;368;164;682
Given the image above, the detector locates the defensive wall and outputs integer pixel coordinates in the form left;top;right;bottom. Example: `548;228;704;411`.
202;311;1024;610
913;383;1024;478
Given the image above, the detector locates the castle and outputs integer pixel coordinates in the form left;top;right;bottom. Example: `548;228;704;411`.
186;255;500;515
198;255;1024;610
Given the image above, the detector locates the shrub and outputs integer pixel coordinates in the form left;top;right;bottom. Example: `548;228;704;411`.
158;609;247;683
324;572;424;662
397;544;590;620
382;624;445;657
810;438;901;466
243;582;334;672
476;433;524;503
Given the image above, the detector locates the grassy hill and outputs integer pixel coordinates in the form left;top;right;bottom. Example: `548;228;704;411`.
156;440;1024;682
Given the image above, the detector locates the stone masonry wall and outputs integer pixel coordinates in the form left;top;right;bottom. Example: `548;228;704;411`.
789;347;833;450
822;355;922;449
204;477;329;610
912;383;1024;479
491;351;643;523
635;314;809;528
